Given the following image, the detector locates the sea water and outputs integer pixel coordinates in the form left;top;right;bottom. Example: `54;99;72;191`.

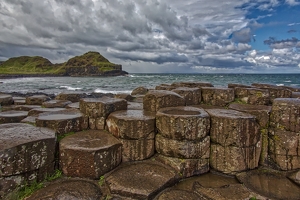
0;73;300;95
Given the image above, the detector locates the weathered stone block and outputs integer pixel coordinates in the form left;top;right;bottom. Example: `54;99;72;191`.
0;123;56;177
270;98;300;132
42;100;72;108
252;83;292;102
106;110;155;140
119;138;155;161
234;87;270;105
143;90;185;112
156;154;209;178
155;134;210;159
171;82;214;88
114;93;134;101
269;153;300;171
156;106;210;140
36;109;88;135
207;109;260;147
131;86;148;95
55;92;86;102
59;130;122;179
0;94;13;106
106;161;176;199
269;129;299;156
155;84;176;91
210;143;261;175
228;103;271;128
25;95;51;105
172;87;201;105
0;111;28;124
201;87;234;106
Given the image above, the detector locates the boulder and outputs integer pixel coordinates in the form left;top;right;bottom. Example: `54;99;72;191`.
59;130;122;179
12;97;26;105
143;90;185;112
55;92;86;102
0;111;28;124
80;97;127;130
114;93;134;101
155;84;177;91
36;109;88;135
234;87;270;105
270;98;300;132
25;95;51;105
42;100;72;108
0;94;13;106
156;154;209;178
172;87;201;105
156;106;210;141
207;109;260;147
131;86;148;95
155;134;210;159
201;87;234;106
106;161;176;199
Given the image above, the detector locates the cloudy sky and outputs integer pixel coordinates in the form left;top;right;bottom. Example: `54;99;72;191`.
0;0;300;73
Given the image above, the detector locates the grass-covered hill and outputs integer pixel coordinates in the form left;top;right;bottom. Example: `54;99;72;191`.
0;52;126;76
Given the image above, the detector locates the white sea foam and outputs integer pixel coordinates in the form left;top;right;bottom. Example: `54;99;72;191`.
276;84;284;86
94;88;132;94
59;86;82;91
284;80;291;82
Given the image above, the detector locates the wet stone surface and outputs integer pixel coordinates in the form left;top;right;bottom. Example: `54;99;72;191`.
0;123;56;176
0;111;28;123
13;105;41;111
156;106;210;141
27;178;102;200
28;107;66;116
237;168;300;200
42;100;72;108
106;161;176;199
25;95;51;105
36;109;88;135
59;130;122;179
131;86;149;95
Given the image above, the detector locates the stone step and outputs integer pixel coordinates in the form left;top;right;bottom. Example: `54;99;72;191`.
59;130;122;179
0;94;13;106
36;109;88;135
156;106;210;141
0;111;28;123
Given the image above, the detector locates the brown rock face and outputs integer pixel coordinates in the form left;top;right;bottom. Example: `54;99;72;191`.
106;161;176;199
270;98;300;133
207;109;260;147
155;84;177;91
156;106;210;140
131;86;149;95
156;154;209;178
59;130;122;179
234;87;270;105
155;134;210;159
0;123;56;176
119;138;155;161
80;97;127;130
0;111;28;123
106;110;155;139
143;90;185;112
0;94;13;106
201;87;234;106
155;189;202;200
36;109;88;135
210;143;261;175
25;95;51;105
42;100;72;108
252;83;292;102
172;87;202;105
55;92;86;102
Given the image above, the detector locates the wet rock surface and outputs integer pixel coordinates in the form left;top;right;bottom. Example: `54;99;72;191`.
36;109;88;134
106;161;176;199
28;107;66;116
27;178;103;200
131;86;149;95
0;111;28;123
13;105;41;111
59;130;122;179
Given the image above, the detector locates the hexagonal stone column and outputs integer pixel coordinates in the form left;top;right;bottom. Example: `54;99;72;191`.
59;130;122;179
0;111;28;124
0;123;56;195
201;87;234;107
55;92;86;102
155;106;210;177
36;109;88;135
252;83;292;102
106;110;155;161
207;109;261;175
0;94;13;106
42;100;72;108
25;95;51;105
172;87;201;105
234;87;270;105
80;97;127;130
143;90;185;112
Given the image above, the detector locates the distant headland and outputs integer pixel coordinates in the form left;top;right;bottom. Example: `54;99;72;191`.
0;51;128;77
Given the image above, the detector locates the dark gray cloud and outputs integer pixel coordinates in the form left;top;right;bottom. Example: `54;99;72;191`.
287;29;297;33
264;37;300;48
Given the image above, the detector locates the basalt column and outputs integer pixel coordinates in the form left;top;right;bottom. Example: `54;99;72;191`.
207;109;261;175
269;98;300;170
106;110;156;161
155;106;211;178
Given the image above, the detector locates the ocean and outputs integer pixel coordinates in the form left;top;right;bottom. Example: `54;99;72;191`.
0;73;300;95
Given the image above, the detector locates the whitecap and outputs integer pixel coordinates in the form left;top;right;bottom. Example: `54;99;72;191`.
59;86;82;91
94;88;132;94
276;84;284;86
284;80;291;83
